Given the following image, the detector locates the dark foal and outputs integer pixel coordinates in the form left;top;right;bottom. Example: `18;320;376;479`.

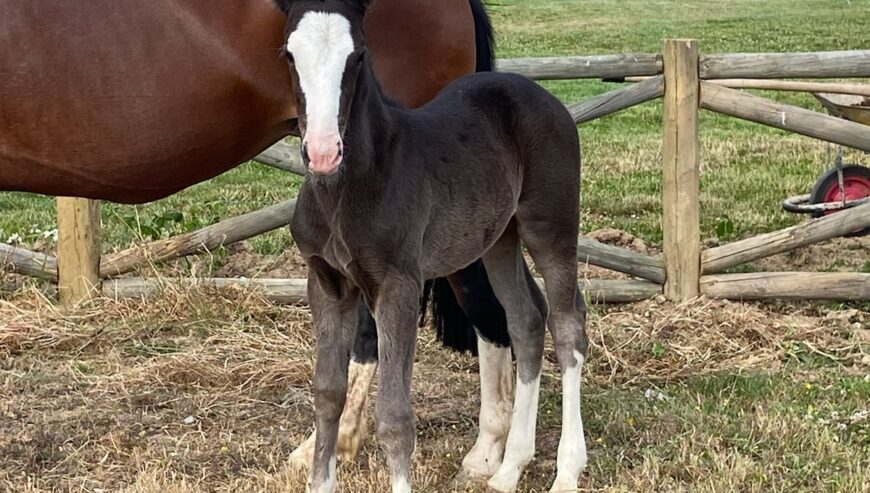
283;0;515;471
281;1;588;492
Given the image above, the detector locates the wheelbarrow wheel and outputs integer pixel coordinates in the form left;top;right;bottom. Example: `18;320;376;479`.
810;164;870;236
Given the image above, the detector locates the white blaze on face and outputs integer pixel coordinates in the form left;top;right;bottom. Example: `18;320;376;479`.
286;12;355;175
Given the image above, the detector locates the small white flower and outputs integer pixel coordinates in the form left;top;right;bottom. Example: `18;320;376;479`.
6;233;21;245
849;410;868;424
644;388;670;401
43;229;59;241
182;415;197;425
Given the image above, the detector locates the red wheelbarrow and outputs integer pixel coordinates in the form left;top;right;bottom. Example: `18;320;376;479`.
782;93;870;236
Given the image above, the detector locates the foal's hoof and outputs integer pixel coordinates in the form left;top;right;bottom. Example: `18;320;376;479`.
449;469;489;492
548;476;579;493
486;470;521;493
460;443;504;479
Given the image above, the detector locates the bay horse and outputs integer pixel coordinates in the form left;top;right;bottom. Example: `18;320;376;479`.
280;1;589;492
0;0;512;475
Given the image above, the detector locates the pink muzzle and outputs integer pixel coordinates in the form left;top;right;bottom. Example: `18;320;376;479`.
304;133;343;176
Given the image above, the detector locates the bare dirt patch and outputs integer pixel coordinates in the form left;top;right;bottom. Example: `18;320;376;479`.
752;236;870;272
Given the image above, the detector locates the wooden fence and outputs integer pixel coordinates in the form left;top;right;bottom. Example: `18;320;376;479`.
3;40;870;305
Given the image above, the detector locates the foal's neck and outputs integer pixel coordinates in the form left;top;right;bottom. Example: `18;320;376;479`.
340;59;395;177
305;58;398;205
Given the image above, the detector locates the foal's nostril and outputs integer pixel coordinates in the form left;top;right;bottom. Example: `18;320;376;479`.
301;142;310;163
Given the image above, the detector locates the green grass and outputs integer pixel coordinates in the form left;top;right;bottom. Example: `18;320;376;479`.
0;163;304;256
564;372;870;491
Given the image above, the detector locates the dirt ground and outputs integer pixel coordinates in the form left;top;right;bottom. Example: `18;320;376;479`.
0;230;868;492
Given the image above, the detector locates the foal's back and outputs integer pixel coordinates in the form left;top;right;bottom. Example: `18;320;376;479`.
398;72;581;277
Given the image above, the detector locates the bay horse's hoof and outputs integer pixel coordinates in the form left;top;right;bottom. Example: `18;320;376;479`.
336;424;365;462
287;432;315;471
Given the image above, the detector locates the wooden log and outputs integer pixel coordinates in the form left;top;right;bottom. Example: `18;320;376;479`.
568;75;664;124
56;197;101;305
662;40;701;301
254;140;306;176
700;50;870;79
701;272;870;301
576;237;665;283
497;53;662;80
103;277;309;304
702;201;870;274
104;277;660;305
0;244;58;281
100;199;296;278
497;51;870;81
579;279;662;303
700;82;870;153
622;77;870;97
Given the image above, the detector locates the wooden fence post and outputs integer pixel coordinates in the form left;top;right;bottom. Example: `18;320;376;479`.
57;197;101;305
662;39;701;302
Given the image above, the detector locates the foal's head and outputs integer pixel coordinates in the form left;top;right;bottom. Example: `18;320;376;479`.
278;0;373;176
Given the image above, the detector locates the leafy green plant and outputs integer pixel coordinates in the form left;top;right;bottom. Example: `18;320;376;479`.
121;209;185;240
715;216;736;241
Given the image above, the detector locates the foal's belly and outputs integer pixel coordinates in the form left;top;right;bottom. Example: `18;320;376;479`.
420;188;517;279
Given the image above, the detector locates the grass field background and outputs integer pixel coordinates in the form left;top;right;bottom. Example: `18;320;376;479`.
1;1;868;492
2;0;869;254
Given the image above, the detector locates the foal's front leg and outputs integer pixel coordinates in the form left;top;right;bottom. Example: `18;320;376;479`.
289;298;378;468
307;274;359;493
373;276;422;493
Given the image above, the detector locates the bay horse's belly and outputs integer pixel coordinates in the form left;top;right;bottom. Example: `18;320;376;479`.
0;1;295;204
0;0;475;204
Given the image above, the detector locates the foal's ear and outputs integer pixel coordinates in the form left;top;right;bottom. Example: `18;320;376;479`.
352;0;378;12
273;0;292;13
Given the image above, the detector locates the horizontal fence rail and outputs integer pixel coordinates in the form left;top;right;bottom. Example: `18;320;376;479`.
700;82;870;153
498;50;870;81
700;50;870;79
100;277;661;305
497;53;662;80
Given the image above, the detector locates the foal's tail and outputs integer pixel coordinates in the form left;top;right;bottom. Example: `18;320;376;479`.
420;0;508;356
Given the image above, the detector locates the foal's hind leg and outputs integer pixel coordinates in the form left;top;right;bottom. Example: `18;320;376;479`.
480;222;548;493
518;213;589;492
459;334;513;478
440;272;514;478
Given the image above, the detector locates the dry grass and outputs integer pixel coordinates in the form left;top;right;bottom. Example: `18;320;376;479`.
1;280;867;492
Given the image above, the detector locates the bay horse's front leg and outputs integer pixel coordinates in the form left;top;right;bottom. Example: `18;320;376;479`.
289;299;378;469
307;271;360;493
336;299;379;459
373;275;422;493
